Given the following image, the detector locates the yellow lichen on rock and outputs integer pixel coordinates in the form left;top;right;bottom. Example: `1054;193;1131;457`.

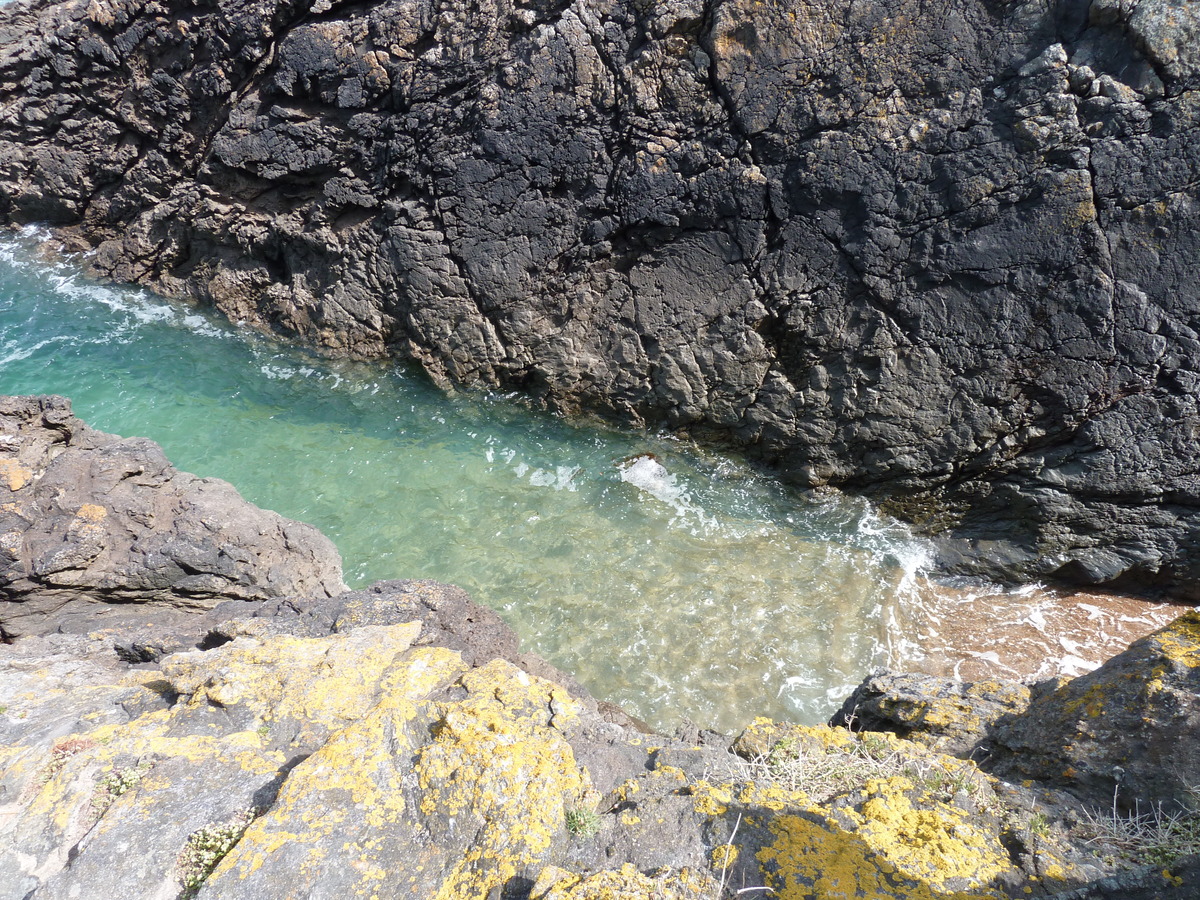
417;658;591;900
757;811;1007;900
1153;610;1200;669
211;645;468;877
530;862;718;900
851;777;1011;890
162;623;423;733
75;503;106;521
0;458;32;491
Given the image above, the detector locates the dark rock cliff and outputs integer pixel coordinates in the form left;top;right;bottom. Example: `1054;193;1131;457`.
1;0;1199;593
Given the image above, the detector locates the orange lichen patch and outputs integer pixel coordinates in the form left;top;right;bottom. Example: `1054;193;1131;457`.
1061;681;1108;720
688;779;733;816
75;503;107;521
737;779;811;811
417;659;591;900
711;842;739;869
757;811;1007;900
740;719;860;757
0;459;31;491
530;863;717;900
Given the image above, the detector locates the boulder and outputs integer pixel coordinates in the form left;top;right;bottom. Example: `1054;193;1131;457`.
989;610;1200;811
0;395;345;639
831;673;1032;758
836;610;1200;814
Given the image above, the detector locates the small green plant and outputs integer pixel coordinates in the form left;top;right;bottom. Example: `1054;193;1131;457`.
0;705;8;715
90;763;151;817
858;732;892;759
177;810;255;896
256;724;270;738
565;807;601;839
1028;812;1051;840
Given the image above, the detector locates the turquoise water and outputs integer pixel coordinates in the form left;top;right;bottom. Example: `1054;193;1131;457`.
0;227;937;732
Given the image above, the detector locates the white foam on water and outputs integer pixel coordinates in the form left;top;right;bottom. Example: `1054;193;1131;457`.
0;228;233;343
527;465;581;491
0;337;54;366
618;454;718;531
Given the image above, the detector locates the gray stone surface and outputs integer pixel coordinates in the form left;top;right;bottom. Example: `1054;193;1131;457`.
1;0;1200;592
988;609;1200;811
0;395;345;638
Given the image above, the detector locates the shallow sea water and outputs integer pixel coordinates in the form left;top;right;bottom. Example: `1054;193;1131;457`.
0;228;1185;732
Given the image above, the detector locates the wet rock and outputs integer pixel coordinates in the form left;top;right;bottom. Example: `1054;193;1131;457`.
1;0;1200;593
0;395;345;639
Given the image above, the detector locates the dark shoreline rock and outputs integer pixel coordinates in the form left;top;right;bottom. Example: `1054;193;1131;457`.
2;0;1200;595
0;395;345;641
834;612;1200;815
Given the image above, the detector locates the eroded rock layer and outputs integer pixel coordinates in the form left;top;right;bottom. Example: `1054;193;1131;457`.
2;0;1199;590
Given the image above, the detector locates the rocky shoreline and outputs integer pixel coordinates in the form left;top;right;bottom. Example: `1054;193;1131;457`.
1;395;1196;899
2;0;1200;595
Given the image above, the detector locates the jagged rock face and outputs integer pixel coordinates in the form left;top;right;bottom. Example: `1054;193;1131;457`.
1;0;1199;591
0;395;345;638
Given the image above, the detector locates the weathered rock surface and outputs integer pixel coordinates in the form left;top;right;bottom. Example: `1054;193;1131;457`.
1;0;1199;593
0;395;345;640
832;673;1033;758
989;609;1200;811
0;608;1170;900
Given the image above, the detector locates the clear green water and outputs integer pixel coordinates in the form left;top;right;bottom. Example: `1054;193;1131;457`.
0;227;934;732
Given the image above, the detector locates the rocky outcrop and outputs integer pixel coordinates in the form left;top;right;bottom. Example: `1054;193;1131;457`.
1;0;1199;593
4;618;1196;900
0;395;345;640
989;610;1200;811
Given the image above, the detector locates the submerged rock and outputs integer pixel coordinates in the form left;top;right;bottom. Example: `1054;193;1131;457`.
0;395;345;640
1;0;1200;593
